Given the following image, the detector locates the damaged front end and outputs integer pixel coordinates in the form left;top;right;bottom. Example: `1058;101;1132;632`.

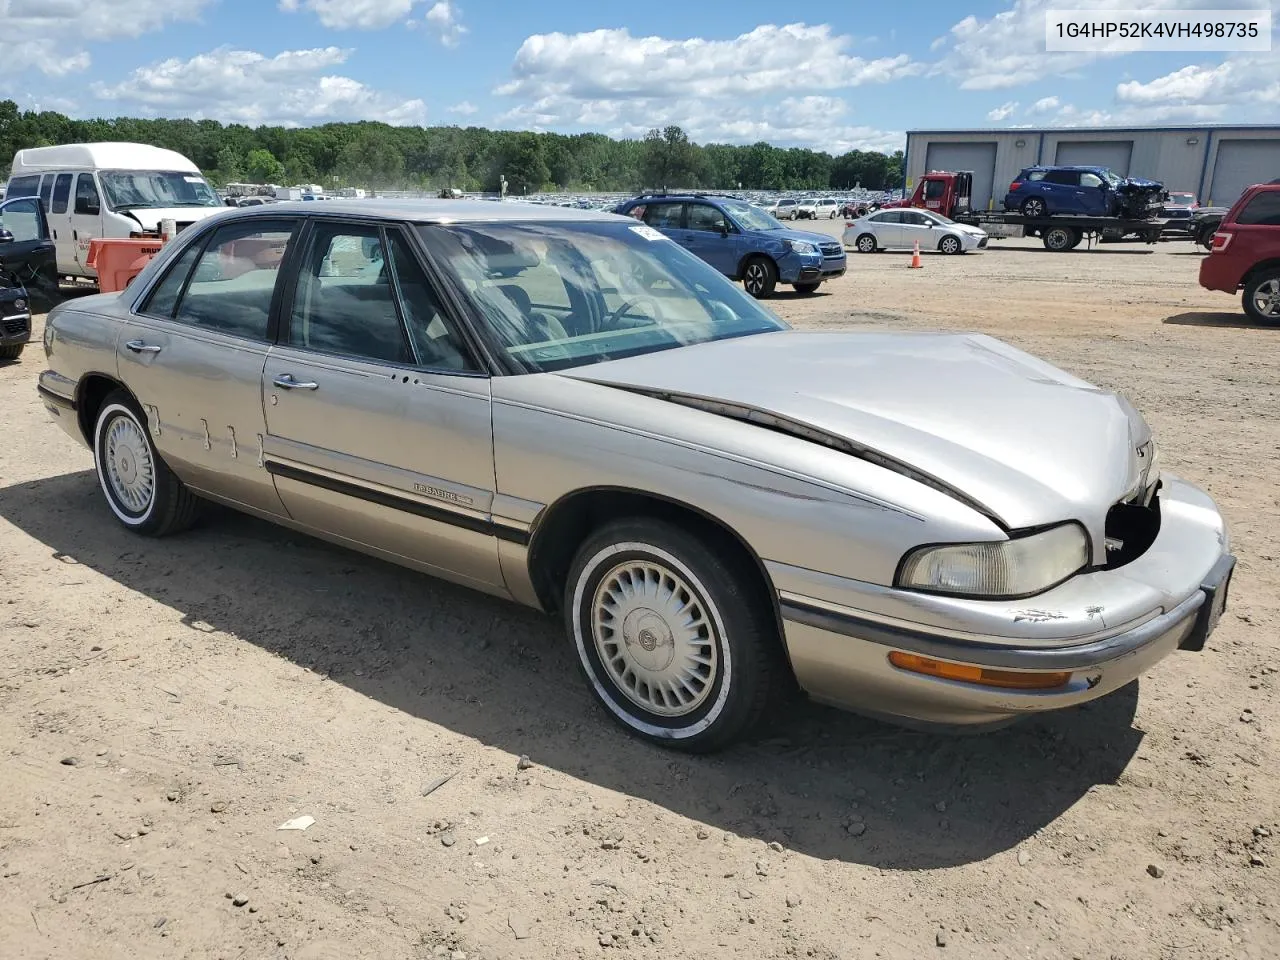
1114;178;1169;219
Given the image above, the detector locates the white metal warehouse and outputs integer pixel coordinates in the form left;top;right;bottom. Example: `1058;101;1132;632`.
903;125;1280;211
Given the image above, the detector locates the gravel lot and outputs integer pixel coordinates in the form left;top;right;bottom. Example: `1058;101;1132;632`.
1;235;1277;960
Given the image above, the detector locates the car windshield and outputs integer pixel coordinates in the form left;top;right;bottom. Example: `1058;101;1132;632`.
1100;169;1124;188
417;220;788;374
723;200;782;231
923;211;956;224
99;170;220;211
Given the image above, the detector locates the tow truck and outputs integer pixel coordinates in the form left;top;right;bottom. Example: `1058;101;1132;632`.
884;171;1168;252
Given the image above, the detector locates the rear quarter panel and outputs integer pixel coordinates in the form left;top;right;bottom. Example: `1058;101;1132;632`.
40;294;129;439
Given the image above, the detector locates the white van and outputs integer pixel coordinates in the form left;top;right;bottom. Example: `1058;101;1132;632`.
5;142;223;280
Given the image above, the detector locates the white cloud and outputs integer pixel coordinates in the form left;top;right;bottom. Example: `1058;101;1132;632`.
986;101;1019;122
447;100;478;115
497;23;917;101
424;1;467;47
1115;53;1280;111
494;23;914;153
1028;95;1060;114
278;0;417;30
90;47;427;127
0;0;211;75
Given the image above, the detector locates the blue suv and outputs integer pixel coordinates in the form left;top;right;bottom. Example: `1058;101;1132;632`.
1004;166;1167;219
614;193;846;298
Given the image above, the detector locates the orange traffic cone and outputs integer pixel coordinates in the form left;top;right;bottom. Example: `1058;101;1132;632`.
909;240;923;269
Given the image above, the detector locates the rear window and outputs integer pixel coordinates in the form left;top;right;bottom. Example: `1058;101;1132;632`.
1236;191;1280;226
6;175;40;198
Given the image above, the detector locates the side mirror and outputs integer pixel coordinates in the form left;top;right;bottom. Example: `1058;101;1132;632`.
0;228;13;244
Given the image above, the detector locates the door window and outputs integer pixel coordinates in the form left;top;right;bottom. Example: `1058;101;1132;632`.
1079;173;1104;189
1237;191;1280;226
0;198;45;242
287;223;412;364
641;203;684;230
6;175;40;198
38;175;54;210
74;175;101;215
51;174;73;214
173;220;295;340
686;203;727;233
924;180;946;200
387;232;477;372
871;211;901;223
1044;170;1079;186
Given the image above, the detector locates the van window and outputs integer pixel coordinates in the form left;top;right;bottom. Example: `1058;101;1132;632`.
75;174;101;216
1237;191;1280;226
39;175;54;210
51;174;73;214
6;176;40;198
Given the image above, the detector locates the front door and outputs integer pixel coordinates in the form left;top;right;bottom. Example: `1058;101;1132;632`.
70;174;104;276
261;219;504;592
1077;172;1109;216
682;202;738;275
0;197;55;289
899;211;936;249
116;216;298;517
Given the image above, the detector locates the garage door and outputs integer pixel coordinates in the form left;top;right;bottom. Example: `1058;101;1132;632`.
923;141;997;210
1055;140;1134;175
1208;139;1280;207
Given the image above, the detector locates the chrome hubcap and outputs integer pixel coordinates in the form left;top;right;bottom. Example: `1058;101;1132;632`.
590;560;717;717
1253;279;1280;318
104;414;155;514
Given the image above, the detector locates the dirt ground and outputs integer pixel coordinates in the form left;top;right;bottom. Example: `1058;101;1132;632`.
1;235;1277;960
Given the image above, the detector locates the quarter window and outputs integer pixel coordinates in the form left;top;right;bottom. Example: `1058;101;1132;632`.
51;174;73;214
287;223;412;364
174;220;295;340
1237;191;1280;226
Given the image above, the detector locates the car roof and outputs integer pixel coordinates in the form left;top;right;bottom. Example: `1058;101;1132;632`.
223;198;629;223
1024;164;1108;172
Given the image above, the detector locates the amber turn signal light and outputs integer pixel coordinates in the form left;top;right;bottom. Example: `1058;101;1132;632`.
887;651;1072;690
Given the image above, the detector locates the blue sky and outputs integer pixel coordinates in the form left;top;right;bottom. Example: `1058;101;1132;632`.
5;0;1278;155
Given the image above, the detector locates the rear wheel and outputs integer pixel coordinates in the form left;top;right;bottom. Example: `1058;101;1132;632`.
0;344;23;361
742;257;778;299
855;233;878;254
92;390;200;536
793;282;820;294
1243;270;1280;324
1021;197;1047;218
938;235;962;255
1043;226;1079;252
564;517;782;752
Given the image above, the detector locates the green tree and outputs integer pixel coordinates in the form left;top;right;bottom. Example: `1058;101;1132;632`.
245;148;285;184
501;133;549;194
642;125;697;189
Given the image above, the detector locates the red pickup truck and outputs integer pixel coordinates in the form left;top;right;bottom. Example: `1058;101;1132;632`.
1199;180;1280;323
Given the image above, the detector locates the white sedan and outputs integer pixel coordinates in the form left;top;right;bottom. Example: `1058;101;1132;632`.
844;208;988;255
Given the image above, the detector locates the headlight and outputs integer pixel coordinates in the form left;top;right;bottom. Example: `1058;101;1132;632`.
787;240;819;256
897;523;1090;598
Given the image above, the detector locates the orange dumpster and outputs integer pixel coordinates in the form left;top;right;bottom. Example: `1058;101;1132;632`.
86;238;165;293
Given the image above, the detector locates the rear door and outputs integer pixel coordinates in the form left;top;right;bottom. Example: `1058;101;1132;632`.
868;211;903;246
117;216;299;516
1043;170;1081;212
261;219;505;591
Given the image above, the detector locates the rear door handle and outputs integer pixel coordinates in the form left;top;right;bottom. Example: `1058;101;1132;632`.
273;374;319;391
125;340;162;354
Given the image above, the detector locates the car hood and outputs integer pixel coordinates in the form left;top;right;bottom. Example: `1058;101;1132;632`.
562;331;1152;531
771;227;837;245
121;207;223;230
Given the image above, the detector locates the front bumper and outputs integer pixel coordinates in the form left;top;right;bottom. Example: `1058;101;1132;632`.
1;311;31;346
771;475;1233;727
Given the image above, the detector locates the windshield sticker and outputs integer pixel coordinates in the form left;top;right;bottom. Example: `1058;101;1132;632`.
629;224;667;242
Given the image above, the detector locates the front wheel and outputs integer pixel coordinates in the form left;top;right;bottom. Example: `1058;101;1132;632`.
938;235;962;255
742;257;778;299
793;282;820;294
564;518;782;752
93;390;200;536
855;233;878;254
1243;270;1280;324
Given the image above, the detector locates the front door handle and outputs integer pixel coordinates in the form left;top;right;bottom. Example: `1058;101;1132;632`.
273;374;319;391
125;340;162;354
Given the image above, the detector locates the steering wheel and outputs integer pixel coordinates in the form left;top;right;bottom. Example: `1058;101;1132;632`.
605;295;663;330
